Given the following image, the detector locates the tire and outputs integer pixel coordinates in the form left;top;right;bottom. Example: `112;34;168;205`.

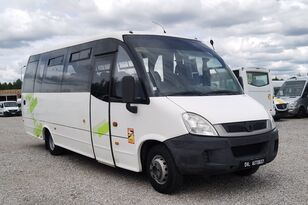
235;166;259;176
273;115;280;121
297;107;306;118
45;132;64;155
146;144;183;194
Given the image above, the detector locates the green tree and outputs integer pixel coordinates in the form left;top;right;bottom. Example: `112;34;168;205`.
14;79;22;89
0;79;22;90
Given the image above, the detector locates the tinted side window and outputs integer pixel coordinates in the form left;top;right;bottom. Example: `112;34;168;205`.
111;46;146;102
41;56;64;92
70;48;91;62
61;59;92;92
23;60;38;92
34;56;47;92
91;55;113;100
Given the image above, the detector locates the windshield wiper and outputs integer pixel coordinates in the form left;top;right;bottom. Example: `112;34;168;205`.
205;90;241;95
167;91;206;96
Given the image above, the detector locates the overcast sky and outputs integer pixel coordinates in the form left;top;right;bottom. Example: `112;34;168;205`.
0;0;307;82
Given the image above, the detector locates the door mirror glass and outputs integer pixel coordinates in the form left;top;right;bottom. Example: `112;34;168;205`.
122;76;135;103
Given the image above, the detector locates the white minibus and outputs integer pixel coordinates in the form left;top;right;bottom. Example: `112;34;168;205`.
22;34;279;193
232;67;276;116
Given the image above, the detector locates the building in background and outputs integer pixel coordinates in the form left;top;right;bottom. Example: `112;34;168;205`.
0;89;21;101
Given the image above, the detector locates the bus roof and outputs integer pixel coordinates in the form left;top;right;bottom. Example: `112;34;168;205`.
31;33;203;57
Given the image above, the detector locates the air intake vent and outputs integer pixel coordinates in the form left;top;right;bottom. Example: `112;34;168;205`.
222;120;267;133
232;142;266;157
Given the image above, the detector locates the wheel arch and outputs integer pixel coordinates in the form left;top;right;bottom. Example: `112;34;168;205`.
42;125;52;141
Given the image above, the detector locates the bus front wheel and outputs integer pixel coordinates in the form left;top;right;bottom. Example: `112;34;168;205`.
146;144;183;194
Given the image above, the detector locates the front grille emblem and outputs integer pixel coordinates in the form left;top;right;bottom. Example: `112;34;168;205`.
245;122;254;132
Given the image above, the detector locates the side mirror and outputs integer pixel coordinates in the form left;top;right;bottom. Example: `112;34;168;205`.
122;76;138;113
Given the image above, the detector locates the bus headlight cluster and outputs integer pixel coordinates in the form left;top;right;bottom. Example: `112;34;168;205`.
182;112;218;136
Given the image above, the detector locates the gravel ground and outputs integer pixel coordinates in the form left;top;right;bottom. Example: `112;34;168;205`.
0;116;307;205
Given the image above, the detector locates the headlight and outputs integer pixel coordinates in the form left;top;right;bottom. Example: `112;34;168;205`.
288;101;297;109
267;111;276;129
182;112;218;136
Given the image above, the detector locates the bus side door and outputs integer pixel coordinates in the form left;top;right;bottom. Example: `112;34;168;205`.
109;46;148;171
90;54;115;166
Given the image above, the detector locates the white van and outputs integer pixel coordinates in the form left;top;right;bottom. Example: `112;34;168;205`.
22;34;279;193
276;77;308;117
0;101;21;116
232;67;276;116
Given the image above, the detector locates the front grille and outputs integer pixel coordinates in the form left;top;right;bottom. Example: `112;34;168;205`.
9;110;18;113
276;103;287;110
222;120;267;133
232;142;266;157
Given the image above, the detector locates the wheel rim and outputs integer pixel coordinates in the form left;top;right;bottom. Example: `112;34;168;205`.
49;136;55;151
149;155;168;185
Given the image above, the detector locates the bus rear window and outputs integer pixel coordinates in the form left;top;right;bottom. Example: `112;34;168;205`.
23;60;38;92
247;72;269;87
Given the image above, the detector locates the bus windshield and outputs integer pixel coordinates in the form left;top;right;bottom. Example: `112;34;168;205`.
277;81;306;97
124;35;243;96
4;102;18;107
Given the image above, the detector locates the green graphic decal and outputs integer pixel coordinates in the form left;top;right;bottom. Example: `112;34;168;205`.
34;120;43;138
25;93;42;138
93;121;109;137
29;97;38;113
25;94;33;101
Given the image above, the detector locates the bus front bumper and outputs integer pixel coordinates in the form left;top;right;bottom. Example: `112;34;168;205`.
165;129;278;175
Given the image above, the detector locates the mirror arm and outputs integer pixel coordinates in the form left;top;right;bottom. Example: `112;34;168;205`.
126;103;138;114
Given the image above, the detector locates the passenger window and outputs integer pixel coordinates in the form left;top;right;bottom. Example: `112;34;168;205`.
111;46;146;102
23;61;38;93
247;72;269;87
70;48;91;62
41;56;64;92
91;55;113;100
61;59;92;92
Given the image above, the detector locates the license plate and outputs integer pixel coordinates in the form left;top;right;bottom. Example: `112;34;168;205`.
241;158;265;168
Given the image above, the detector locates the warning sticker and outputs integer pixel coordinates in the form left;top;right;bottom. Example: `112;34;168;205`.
127;128;135;144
